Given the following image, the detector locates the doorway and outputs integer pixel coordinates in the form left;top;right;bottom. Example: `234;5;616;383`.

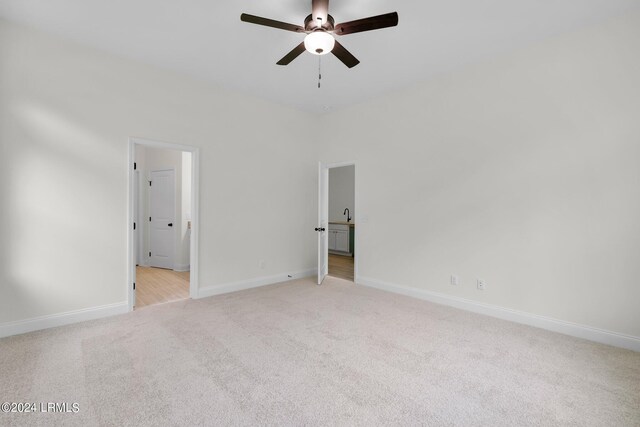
317;161;357;285
127;138;199;311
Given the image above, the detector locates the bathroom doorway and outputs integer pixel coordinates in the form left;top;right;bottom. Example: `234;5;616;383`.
327;164;355;282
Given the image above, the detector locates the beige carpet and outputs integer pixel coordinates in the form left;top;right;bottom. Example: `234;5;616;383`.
1;276;639;426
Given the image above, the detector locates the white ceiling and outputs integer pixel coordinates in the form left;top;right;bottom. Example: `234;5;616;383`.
1;0;638;112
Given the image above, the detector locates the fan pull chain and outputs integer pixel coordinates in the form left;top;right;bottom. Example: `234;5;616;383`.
318;56;322;89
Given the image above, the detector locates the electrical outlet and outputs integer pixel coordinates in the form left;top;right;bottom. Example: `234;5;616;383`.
477;279;486;290
451;275;459;285
259;260;266;269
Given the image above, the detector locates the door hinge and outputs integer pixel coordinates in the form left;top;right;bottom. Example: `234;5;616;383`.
149;180;152;186
134;162;137;170
133;222;136;230
149;217;151;221
133;282;136;290
149;251;151;257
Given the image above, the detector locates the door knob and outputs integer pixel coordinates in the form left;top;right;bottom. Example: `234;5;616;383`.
168;223;173;227
314;227;325;232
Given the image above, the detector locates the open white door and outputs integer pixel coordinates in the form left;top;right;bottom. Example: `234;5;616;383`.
317;163;329;285
149;169;175;269
132;171;139;307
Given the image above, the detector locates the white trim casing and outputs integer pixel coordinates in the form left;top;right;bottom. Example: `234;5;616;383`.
0;302;129;339
198;269;316;299
189;147;200;299
358;277;640;352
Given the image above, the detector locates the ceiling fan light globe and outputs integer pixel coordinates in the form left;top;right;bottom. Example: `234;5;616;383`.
304;31;335;55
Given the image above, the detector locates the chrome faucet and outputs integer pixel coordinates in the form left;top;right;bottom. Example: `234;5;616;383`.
343;208;351;222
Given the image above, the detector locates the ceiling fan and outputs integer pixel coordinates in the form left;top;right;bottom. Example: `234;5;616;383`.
240;0;398;68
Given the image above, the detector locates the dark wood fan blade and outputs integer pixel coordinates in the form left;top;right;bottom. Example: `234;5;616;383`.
276;42;307;66
331;40;359;68
241;13;305;33
334;12;398;36
312;0;329;25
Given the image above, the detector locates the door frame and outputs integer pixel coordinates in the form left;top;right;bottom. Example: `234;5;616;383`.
127;137;200;311
136;170;145;266
319;160;358;283
134;170;141;266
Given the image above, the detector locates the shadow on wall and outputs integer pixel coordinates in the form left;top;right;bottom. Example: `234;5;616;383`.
1;100;123;323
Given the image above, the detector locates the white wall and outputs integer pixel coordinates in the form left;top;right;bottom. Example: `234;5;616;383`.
0;18;317;325
319;12;640;338
328;165;355;222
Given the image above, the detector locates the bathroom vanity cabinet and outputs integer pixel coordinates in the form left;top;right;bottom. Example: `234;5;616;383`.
328;222;353;255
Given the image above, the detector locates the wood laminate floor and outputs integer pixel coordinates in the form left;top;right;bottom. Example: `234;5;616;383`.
328;253;354;282
135;266;189;309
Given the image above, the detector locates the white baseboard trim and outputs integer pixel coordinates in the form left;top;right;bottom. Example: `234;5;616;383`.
0;302;129;339
358;277;640;353
173;264;190;272
198;269;316;299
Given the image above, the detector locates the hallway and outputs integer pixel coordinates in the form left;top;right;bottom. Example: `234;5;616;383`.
136;266;189;308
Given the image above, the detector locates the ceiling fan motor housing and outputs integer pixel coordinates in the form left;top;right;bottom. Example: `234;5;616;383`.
304;14;335;31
